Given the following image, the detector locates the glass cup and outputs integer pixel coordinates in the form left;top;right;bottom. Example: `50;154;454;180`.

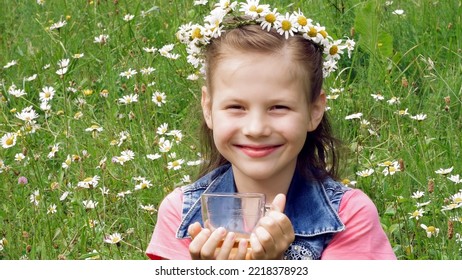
201;192;266;258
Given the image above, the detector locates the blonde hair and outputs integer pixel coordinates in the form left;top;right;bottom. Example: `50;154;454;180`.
198;24;340;180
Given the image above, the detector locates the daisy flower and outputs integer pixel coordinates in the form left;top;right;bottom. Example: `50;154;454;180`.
119;68;137;79
39;86;55;102
24;74;37;81
411;191;425;199
448;174;462;184
258;8;279;31
167;159;185;170
408;208;425;220
49;20;67;30
113;150;135;165
62;155;72;169
158;138;172;153
167;130;183;143
435;166;453;175
143;47;157;53
140;204;157;214
3;60;17;69
420;224;439;238
104;233;122;244
47;143;60;159
72;53;84;59
118;94;138;104
14;153;25;162
441;203;462;211
15;106;39;123
157;123;168;135
152;91;167;107
392;9;405;16
94;34;109;44
371;93;385;101
123;14;134;21
30;190;41;206
194;0;208;5
387;96;400;105
450;191;462;205
356;168;374;177
47;204;57;214
276;13;297;39
134;178;153;191
345;112;363;120
8;85;27;97
378;160;401;176
240;0;268;19
83;200;98;209
147;153;161;160
77;175;100;188
140;67;155;75
410;114;427;121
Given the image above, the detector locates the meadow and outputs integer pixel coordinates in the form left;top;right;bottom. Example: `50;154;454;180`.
0;0;461;260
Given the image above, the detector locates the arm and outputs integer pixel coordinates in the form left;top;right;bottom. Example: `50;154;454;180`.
146;188;192;260
321;189;396;260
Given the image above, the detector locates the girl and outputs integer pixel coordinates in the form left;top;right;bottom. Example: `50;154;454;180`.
146;0;396;260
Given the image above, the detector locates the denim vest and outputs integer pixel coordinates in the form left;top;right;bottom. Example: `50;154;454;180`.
176;164;350;260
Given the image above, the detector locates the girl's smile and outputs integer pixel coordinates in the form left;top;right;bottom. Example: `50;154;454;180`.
235;144;283;158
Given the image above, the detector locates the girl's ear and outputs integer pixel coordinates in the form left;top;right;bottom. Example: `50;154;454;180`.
307;90;326;132
201;86;213;129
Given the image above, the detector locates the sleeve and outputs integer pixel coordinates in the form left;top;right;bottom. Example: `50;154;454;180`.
321;189;397;260
145;188;192;260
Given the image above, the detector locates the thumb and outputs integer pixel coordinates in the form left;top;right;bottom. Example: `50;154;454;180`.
187;222;202;240
270;193;286;213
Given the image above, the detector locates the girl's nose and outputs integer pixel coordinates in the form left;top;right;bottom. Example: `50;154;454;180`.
242;111;271;137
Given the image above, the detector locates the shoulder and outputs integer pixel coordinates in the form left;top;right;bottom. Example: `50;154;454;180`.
157;188;184;216
339;188;379;219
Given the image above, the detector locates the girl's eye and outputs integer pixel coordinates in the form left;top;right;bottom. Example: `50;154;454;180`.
270;105;289;110
226;105;244;110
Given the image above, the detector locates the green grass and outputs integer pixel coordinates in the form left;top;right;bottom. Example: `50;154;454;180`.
1;0;461;260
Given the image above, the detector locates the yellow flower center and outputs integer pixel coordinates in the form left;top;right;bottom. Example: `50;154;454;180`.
329;45;338;55
297;16;307;26
320;30;328;38
383;161;392;166
156;95;163;102
427;226;436;233
265;13;276;23
256;6;264;13
308;27;317;37
45;91;51;98
412;210;420;217
281;20;292;31
249;5;257;12
83;89;93;96
341;178;350;185
191;27;203;39
83;177;93;183
6;136;14;146
454;197;462;203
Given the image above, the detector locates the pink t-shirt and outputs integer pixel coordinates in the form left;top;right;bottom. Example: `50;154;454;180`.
146;188;396;260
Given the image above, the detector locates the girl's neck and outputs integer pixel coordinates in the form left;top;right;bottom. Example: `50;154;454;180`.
232;166;295;204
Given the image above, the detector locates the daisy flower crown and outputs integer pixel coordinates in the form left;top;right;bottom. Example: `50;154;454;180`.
177;0;355;78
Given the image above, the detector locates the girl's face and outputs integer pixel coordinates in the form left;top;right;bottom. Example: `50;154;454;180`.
202;50;326;185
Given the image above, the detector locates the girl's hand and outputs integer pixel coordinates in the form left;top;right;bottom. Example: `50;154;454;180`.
249;194;295;259
188;222;249;260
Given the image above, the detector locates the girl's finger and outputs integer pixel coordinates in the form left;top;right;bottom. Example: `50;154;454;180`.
189;228;211;259
198;227;227;259
215;232;236;260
